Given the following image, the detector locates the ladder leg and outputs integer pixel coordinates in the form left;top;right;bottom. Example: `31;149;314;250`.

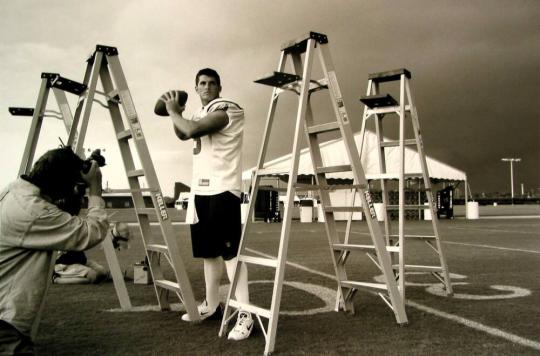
318;42;407;323
18;78;50;176
405;80;453;295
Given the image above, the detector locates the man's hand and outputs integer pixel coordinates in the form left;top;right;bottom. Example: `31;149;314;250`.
81;161;103;196
163;91;186;116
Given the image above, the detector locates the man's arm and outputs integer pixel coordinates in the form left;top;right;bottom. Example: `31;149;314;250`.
163;91;229;140
18;161;109;251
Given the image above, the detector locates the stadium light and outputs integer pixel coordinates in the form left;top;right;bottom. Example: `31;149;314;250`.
501;158;521;204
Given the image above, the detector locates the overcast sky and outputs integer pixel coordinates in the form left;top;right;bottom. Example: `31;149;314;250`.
1;0;538;196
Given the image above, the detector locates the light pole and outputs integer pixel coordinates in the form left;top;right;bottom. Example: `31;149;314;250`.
501;158;521;204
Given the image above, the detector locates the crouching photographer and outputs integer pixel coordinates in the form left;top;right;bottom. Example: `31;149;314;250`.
0;146;110;355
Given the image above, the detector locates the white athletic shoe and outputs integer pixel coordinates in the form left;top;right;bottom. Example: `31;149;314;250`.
181;300;222;322
227;311;254;341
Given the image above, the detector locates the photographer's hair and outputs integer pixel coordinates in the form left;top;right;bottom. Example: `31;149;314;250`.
195;68;221;86
22;147;85;202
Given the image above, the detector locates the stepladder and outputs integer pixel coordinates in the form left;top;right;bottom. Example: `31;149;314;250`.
357;68;453;299
11;72;133;339
11;45;200;327
219;32;407;355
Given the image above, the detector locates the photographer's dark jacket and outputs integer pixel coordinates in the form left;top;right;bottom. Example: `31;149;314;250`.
0;178;109;337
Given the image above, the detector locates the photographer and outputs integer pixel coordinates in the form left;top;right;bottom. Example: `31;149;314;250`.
0;147;109;355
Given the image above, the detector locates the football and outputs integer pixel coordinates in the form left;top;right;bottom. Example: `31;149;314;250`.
154;90;188;116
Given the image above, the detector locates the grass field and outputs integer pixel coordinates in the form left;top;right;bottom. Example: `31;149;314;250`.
35;205;540;355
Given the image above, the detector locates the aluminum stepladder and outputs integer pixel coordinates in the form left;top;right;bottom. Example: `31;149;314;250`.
219;32;407;355
357;68;453;299
11;72;132;340
67;45;200;320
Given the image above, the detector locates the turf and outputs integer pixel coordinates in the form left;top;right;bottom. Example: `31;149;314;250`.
34;205;540;355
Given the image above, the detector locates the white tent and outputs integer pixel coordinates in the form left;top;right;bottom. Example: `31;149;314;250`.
242;131;466;182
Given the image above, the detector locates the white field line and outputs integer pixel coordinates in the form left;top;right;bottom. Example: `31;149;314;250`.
245;247;540;352
448;226;539;235
443;241;540;254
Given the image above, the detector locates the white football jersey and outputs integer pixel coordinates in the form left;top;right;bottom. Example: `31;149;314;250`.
190;98;244;196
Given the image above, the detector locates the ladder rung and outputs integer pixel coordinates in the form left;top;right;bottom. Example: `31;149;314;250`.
147;244;169;254
387;205;429;210
365;173;423;180
154;279;180;292
389;234;437;240
333;244;399;253
307;122;340;135
254;71;300;88
360;94;398;109
8;107;34;116
42;72;87;95
137;208;157;216
238;255;278;268
324;206;363;212
105;188;156;193
127;169;145;178
395;265;443;273
281;31;328;54
256;168;278;176
117;129;133;140
368;68;411;83
229;299;271;319
340;281;388;292
380;139;417;147
316;165;351;174
365;105;411;115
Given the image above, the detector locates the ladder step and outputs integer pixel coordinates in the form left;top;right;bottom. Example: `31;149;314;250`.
238;255;278;268
365;173;423;180
307;122;340;135
324;206;363;212
127;169;145;178
42;72;87;95
254;71;300;88
333;244;399;253
147;244;169;254
368;68;411;83
117;129;133;140
281;31;328;54
387;205;429;210
360;94;398;109
154;279;180;292
364;105;411;115
394;264;444;273
389;234;437;240
229;299;272;319
137;208;157;216
316;165;351;174
340;281;388;292
380;139;417;148
8;107;34;116
106;188;156;193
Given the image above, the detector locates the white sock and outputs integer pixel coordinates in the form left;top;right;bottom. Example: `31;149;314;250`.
203;257;223;309
225;257;250;305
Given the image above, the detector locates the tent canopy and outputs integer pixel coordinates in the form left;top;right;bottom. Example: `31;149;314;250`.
242;131;466;182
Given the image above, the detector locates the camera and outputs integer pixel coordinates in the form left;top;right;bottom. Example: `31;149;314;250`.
56;149;106;215
82;149;106;173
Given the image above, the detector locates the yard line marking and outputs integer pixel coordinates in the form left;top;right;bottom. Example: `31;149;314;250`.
405;300;540;351
245;247;540;352
444;241;540;254
448;226;538;235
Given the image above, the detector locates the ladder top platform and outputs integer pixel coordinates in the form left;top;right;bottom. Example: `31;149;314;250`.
360;93;398;108
254;71;300;88
8;107;34;116
281;31;328;54
41;72;87;95
368;68;411;83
